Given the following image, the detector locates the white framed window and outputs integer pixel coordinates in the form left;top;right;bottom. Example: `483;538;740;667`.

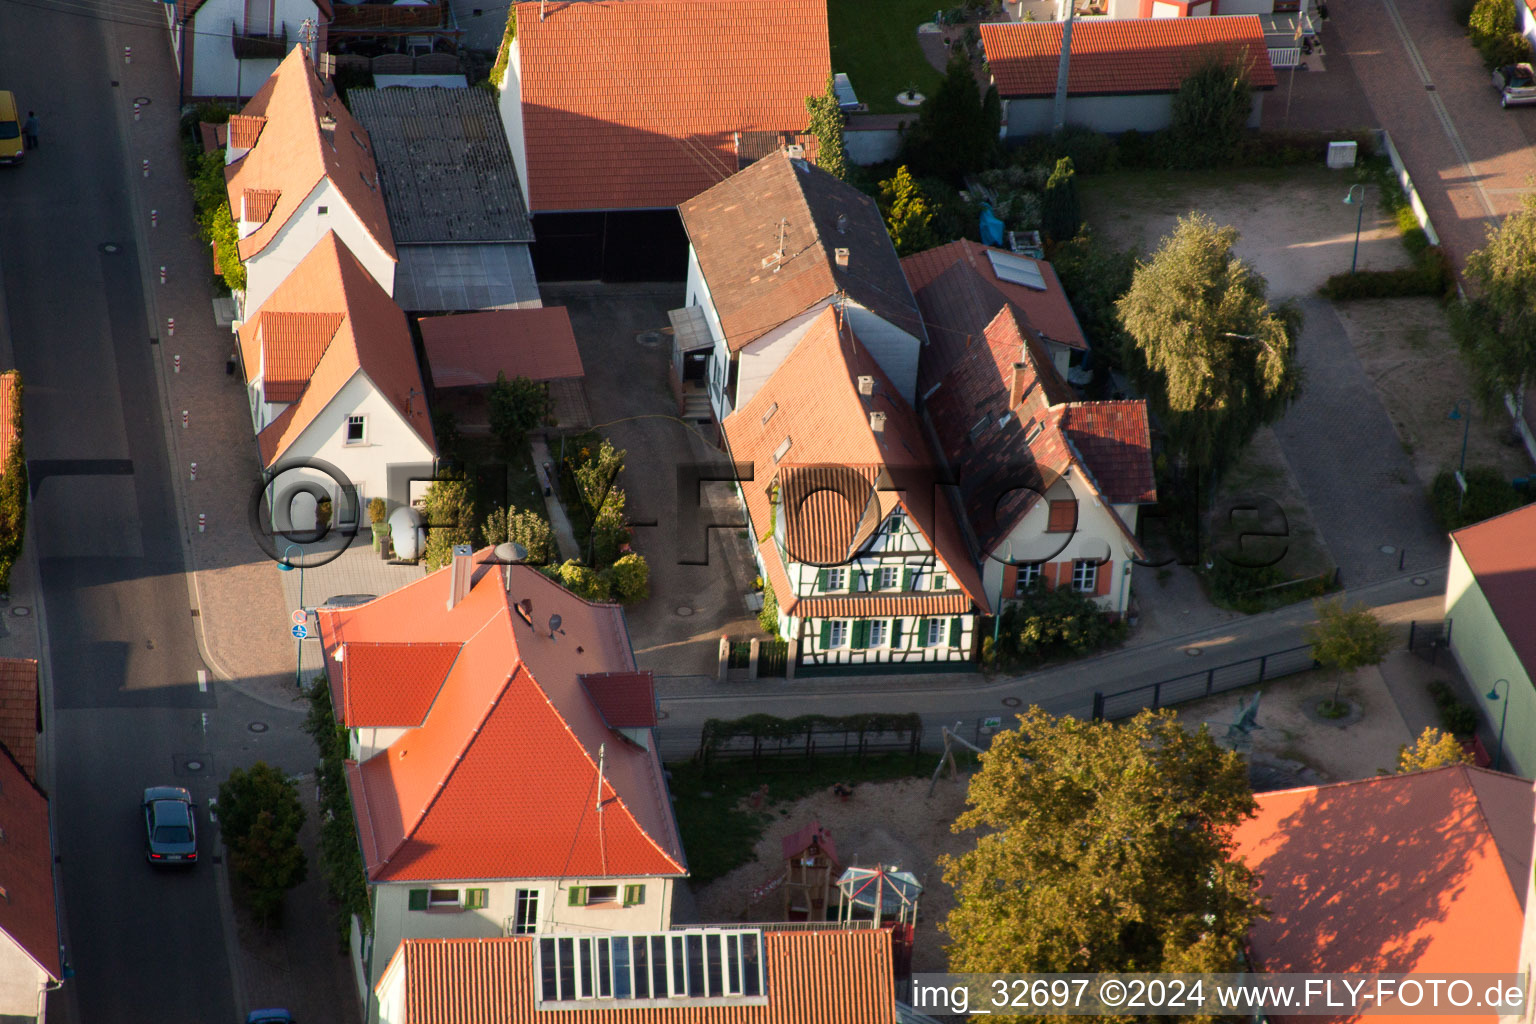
345;414;367;445
1014;564;1041;595
825;567;846;591
513;888;540;934
428;888;461;907
924;618;944;647
868;620;889;648
1073;559;1098;592
885;510;906;535
828;620;849;649
877;566;899;590
536;929;765;1005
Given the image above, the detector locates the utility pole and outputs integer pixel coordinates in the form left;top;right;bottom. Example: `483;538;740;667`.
1051;3;1077;132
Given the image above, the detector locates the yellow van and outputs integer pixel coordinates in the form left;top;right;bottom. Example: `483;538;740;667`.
0;92;23;164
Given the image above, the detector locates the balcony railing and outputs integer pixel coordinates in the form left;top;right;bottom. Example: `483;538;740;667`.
231;21;287;59
331;2;446;30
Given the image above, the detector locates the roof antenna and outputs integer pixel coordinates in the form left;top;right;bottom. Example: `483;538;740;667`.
540;0;546;18
596;743;608;874
408;387;423;415
760;217;788;271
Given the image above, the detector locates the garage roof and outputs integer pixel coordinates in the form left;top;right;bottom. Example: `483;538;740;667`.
419;308;585;389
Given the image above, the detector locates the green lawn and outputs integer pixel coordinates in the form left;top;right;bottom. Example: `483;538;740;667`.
829;0;943;115
505;441;545;517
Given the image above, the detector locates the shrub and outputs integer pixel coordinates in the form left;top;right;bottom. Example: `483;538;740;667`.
368;497;387;524
304;678;371;946
488;372;552;457
1040;157;1081;243
1430;465;1532;530
1470;0;1529;68
1321;246;1453;301
198;202;246;293
990;583;1126;670
1167;54;1253;170
557;559;610;602
217;762;307;927
1453;0;1477;26
0;374;25;594
606;553;650;604
488;5;517;88
1429;680;1481;737
1398;726;1473;772
758;578;780;637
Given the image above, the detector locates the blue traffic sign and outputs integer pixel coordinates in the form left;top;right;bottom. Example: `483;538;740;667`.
291;624;308;639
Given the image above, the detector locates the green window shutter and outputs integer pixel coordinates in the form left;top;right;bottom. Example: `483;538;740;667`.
901;568;913;591
567;886;586;907
819;620;832;648
817;569;829;592
852;620;869;649
465;888;489;910
854;571;867;592
916;617;929;647
891;620;904;647
949;616;962;648
624;884;646;906
408;889;428;911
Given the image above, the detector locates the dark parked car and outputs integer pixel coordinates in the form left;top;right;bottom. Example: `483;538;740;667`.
142;786;197;865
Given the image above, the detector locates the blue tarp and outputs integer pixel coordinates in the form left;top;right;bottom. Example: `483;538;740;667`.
979;203;1005;247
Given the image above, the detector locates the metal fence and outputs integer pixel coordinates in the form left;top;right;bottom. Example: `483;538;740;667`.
1092;645;1318;721
697;722;923;769
1408;618;1451;665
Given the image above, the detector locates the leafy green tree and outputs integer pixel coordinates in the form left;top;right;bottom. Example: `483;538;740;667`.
1469;0;1530;69
877;166;938;257
421;475;477;571
901;51;994;182
217;761;305;849
1116;213;1302;492
1049;228;1137;371
573;440;630;566
1398;726;1473;773
804;75;849;181
303;679;371;946
605;552;650;603
218;762;308;926
0;373;25;594
1452;195;1536;423
1305;598;1393;709
1040;156;1081;243
1168;54;1254;170
557;559;610;602
942;708;1261;1015
482;505;556;565
487;372;552;458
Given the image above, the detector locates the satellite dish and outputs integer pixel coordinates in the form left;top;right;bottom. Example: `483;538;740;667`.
494;542;527;564
548;614;563;638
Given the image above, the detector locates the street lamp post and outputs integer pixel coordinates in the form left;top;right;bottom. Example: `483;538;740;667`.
279;544;305;691
1448;399;1472;514
1343;185;1367;274
1487;679;1512;772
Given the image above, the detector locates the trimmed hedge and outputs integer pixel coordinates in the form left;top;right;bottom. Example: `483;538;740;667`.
1429;466;1534;530
1321;246;1454;300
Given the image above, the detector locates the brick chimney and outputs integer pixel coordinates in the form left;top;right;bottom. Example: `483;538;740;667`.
869;411;886;435
1008;362;1030;410
447;544;474;610
857;375;875;396
835;247;850;268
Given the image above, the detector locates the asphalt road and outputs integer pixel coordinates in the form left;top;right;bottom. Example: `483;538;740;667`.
0;7;242;1024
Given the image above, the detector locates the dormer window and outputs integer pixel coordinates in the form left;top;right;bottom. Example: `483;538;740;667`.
773;437;792;463
969;413;993;442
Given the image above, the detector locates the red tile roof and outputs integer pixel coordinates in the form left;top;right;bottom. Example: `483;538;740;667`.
0;748;60;981
258;311;345;403
681;151;924;353
981;16;1278;97
382;929;895;1023
0;660;38;783
1451;503;1536;677
237;232;434;466
515;0;830;212
1233;766;1531;1016
317;556;686;882
902;240;1087;382
198;120;229;154
722;306;987;616
924;306;1152;552
227;114;267;148
340;642;462;728
226;48;395;263
241;187;282;225
579;672;657;729
419;308;585;390
0;372;17;475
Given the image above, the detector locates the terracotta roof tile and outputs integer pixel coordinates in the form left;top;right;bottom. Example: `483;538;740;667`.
419;308;584;389
515;0;830;212
385;929;895;1023
579;671;657;729
722;306;987;613
238;233;434;466
1062;401;1155;504
257;311;345;403
0;750;60;981
227;114;267;148
902;240;1087;390
226;49;395;262
1233;766;1531;1001
0;372;17;475
199;120;230;154
317;558;686;882
341;642;462;728
0;660;38;783
681;151;924;353
981;16;1278;97
1451;504;1536;677
241;187;282;225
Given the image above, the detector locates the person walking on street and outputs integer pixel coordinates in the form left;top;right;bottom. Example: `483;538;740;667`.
21;112;38;151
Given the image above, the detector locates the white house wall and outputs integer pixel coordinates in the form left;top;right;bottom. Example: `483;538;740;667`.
243;180;396;315
496;38;530;215
1445;543;1536;778
369;877;675;997
0;933;45;1020
981;480;1141;616
376;951;406;1024
353;725;410;762
844;302;921;405
186;0;314;101
735;307;828;412
1002;92;1264;136
277;370;435;507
